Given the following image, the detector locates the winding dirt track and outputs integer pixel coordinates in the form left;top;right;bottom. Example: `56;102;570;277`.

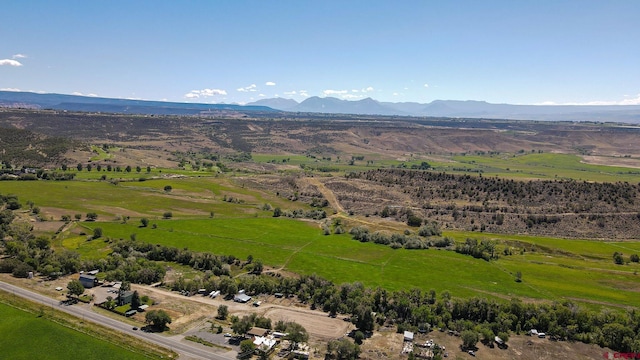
305;177;345;214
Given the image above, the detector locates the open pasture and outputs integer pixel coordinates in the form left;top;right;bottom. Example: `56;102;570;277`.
0;175;286;220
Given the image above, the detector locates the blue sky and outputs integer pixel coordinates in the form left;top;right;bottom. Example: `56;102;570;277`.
2;1;639;105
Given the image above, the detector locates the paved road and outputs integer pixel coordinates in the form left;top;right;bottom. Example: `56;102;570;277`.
0;281;235;360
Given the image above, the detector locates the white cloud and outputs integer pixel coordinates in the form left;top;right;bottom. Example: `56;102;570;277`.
299;90;309;97
323;89;348;96
283;91;297;96
0;59;22;66
341;94;365;100
265;81;276;86
237;84;257;92
87;93;98;97
1;88;21;92
259;93;266;97
393;92;400;96
352;87;374;93
620;94;640;105
424;83;429;88
72;92;83;96
12;54;27;59
184;88;227;99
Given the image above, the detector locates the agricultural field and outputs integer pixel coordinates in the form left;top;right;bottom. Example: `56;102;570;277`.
0;300;159;360
61;212;640;310
0;175;288;221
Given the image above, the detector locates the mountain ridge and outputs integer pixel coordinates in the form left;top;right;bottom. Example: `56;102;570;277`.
2;90;640;123
250;97;640;122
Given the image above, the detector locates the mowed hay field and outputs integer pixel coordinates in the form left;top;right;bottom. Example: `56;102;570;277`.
0;302;153;360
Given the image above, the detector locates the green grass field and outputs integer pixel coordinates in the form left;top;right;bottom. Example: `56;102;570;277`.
0;302;154;360
0;176;285;220
75;217;640;309
451;153;640;182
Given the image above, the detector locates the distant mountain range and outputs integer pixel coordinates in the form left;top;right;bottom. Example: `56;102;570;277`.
2;90;640;123
0;91;275;115
249;96;640;123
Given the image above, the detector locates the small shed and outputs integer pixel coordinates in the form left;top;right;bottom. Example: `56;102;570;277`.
79;274;98;289
404;331;414;342
234;293;252;303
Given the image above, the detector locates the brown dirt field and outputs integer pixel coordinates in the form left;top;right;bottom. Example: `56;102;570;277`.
31;219;66;233
262;307;352;340
84;206;148;219
581;155;640;169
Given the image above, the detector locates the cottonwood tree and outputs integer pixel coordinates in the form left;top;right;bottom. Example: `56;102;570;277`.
461;330;479;350
239;339;256;359
131;290;141;310
145;310;172;330
326;338;360;360
217;305;229;320
285;322;309;344
86;212;98;221
231;316;252;335
67;279;85;297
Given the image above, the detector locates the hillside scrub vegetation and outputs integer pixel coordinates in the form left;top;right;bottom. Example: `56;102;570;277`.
325;169;640;239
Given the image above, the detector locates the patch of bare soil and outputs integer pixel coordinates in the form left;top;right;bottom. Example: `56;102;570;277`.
85;206;149;219
581;155;640;169
262;307;352;340
31;219;66;233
